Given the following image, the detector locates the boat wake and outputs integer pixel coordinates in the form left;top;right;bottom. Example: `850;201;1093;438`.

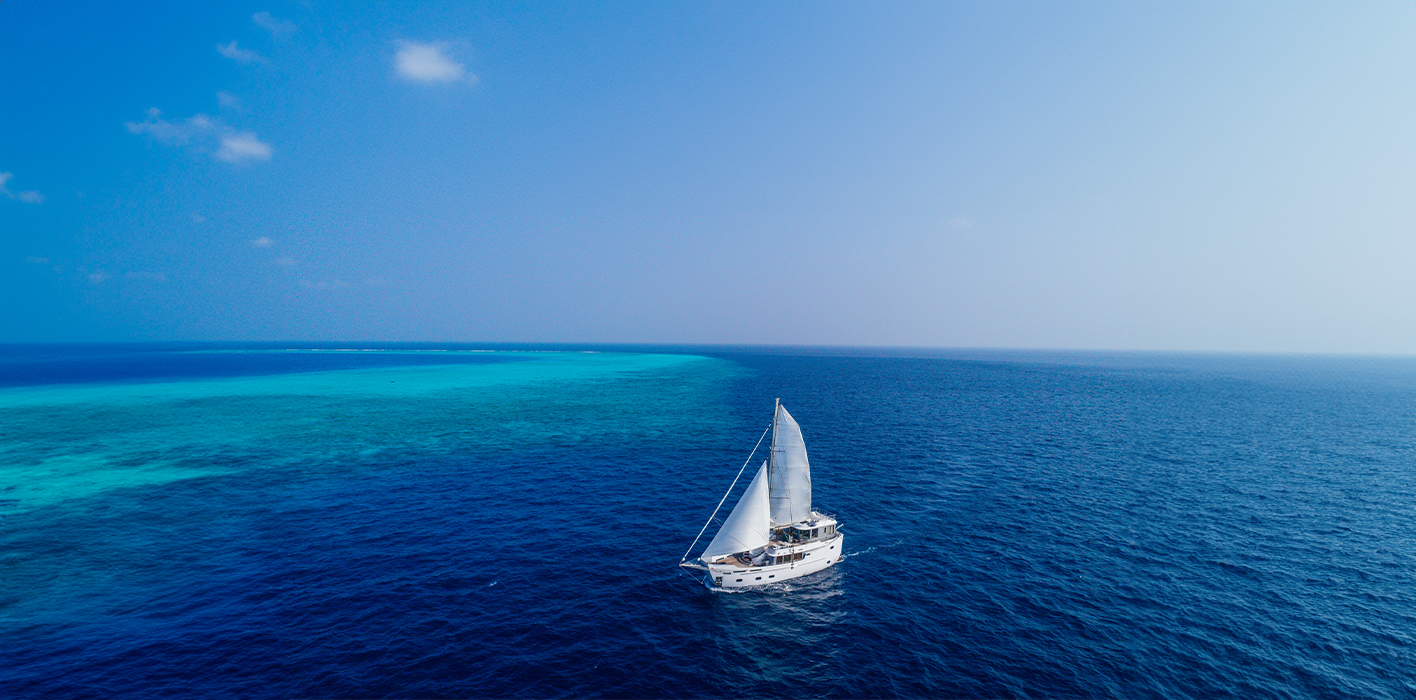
842;540;903;559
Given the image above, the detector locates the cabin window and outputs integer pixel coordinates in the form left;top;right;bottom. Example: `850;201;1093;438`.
793;552;804;561
756;577;762;580
811;528;819;538
736;579;743;582
826;525;835;536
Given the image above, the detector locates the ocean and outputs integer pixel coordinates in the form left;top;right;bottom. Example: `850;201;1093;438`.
2;344;1413;699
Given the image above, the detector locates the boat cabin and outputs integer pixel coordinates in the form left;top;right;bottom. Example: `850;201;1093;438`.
773;517;838;545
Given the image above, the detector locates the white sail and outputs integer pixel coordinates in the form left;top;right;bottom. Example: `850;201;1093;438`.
701;462;772;560
769;403;812;526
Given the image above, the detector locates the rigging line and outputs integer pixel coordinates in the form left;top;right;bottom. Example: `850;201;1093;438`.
671;566;699;586
679;422;773;563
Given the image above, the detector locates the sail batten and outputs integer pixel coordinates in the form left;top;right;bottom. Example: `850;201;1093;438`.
768;404;812;526
701;461;772;559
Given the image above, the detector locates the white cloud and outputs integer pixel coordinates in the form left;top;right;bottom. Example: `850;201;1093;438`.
0;171;46;204
217;91;243;111
87;270;111;284
251;236;274;248
126;108;273;164
217;40;267;65
217;132;273;162
253;11;297;36
395;41;476;84
126;109;214;145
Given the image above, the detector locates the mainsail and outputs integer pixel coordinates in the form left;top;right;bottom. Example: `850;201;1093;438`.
769;403;812;525
700;461;772;560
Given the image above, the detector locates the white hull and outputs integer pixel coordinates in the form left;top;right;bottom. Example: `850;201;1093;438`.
706;533;844;589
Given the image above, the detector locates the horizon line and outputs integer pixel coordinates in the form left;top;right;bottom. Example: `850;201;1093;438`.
2;340;1413;360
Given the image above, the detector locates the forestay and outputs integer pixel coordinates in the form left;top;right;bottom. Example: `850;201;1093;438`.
769;404;813;525
700;462;772;559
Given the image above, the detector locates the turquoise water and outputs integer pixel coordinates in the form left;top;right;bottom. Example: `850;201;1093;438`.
0;350;730;513
4;346;1415;698
2;350;743;644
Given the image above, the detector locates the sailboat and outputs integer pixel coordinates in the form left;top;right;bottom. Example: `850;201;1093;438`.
680;400;844;588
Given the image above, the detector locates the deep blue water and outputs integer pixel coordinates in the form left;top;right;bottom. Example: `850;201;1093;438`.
2;345;1414;699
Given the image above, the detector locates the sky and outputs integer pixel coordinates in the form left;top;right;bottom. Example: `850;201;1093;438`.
3;1;1414;353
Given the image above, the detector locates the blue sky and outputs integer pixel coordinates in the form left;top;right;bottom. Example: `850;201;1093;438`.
3;1;1414;352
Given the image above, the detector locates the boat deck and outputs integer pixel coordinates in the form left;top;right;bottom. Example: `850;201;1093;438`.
708;532;843;571
710;553;758;569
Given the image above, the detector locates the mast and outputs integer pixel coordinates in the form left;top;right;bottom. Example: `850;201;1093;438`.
770;397;779;471
770;397;783;525
769;397;787;528
768;400;812;526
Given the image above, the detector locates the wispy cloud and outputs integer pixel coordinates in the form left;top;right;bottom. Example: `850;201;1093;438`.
217;132;273;162
217;91;243;111
272;257;297;267
395;41;477;84
251;236;274;248
126;108;273;163
87;270;111;284
217;40;267;65
0;172;46;204
253;11;296;37
27;256;63;274
126;108;213;145
191;213;207;223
